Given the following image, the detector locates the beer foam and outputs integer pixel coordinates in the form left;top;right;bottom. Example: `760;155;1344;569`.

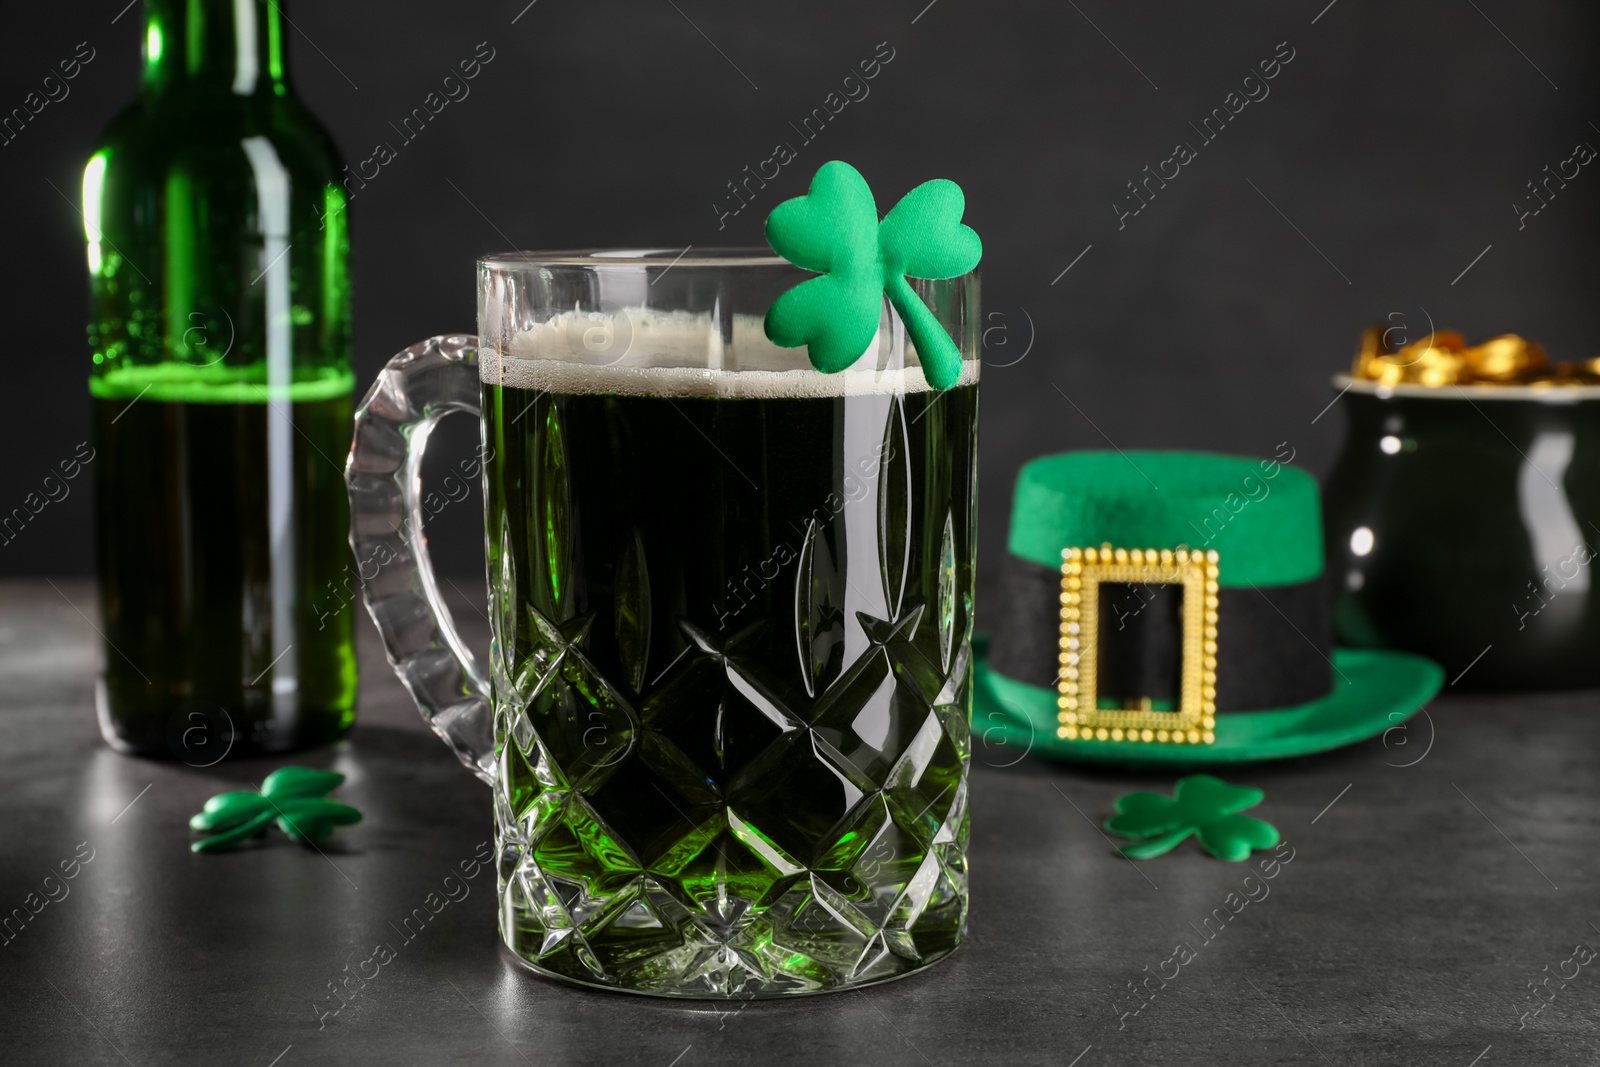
479;310;977;398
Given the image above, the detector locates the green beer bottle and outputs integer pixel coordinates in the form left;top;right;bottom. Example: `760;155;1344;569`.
83;0;357;759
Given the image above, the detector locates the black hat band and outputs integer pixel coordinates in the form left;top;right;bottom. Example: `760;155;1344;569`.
988;552;1333;713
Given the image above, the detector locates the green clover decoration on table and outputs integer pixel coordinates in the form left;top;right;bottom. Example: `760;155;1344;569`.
763;160;982;390
1105;774;1280;861
189;767;362;853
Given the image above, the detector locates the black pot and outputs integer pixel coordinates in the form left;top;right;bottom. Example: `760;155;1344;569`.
1323;376;1600;689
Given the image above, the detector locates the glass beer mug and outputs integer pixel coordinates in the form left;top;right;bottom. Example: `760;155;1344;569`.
345;249;978;997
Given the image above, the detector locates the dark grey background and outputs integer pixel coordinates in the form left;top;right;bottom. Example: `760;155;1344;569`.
3;0;1597;581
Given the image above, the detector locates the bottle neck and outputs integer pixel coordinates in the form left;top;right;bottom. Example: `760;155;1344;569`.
141;0;286;96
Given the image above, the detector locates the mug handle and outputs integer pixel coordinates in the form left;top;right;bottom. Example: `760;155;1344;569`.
345;335;494;784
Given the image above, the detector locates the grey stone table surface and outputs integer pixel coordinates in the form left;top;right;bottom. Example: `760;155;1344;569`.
3;578;1599;1067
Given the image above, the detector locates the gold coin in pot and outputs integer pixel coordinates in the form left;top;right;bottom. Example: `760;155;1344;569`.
1463;334;1548;382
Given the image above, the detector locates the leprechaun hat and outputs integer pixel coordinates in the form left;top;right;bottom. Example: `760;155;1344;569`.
974;451;1443;766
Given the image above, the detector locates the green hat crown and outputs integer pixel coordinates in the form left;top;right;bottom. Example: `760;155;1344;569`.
1005;451;1323;587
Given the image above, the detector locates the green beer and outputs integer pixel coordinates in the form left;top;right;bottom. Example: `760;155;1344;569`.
481;343;978;993
348;252;981;996
84;0;356;757
93;369;356;754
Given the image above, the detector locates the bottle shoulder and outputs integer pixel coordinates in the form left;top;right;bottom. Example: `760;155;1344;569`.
91;91;344;183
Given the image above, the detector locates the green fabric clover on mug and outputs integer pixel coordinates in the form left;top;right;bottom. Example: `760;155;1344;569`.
763;160;982;390
1105;774;1280;861
189;767;362;853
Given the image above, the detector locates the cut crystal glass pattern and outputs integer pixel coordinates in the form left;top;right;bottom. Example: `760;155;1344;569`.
494;394;974;998
349;327;976;999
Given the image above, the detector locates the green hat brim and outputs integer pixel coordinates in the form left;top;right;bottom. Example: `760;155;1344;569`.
973;636;1444;767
